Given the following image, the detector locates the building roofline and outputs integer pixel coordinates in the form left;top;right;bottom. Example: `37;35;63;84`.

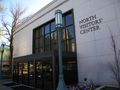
16;0;57;29
15;0;68;35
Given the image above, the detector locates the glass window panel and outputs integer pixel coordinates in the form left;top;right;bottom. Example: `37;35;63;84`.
39;36;44;47
51;32;54;40
62;17;65;27
45;34;50;46
39;27;44;36
42;62;53;90
36;61;42;75
45;45;50;51
19;63;22;76
36;61;43;88
51;43;57;51
45;24;50;34
35;39;39;48
67;39;75;52
39;48;44;53
35;48;39;53
67;39;72;52
29;62;35;87
23;63;28;75
18;63;22;83
36;29;39;38
63;59;78;85
62;29;65;40
51;21;55;31
23;63;28;84
51;31;57;43
62;40;66;52
66;26;74;39
65;13;73;26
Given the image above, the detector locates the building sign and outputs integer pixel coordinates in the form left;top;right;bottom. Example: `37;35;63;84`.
79;15;103;34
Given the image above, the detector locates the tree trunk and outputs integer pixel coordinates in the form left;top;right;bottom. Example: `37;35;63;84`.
9;34;13;78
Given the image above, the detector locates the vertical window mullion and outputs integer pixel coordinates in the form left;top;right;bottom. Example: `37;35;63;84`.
50;23;51;51
64;16;67;52
44;26;45;52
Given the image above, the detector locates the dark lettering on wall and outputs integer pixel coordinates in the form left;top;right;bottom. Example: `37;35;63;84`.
79;15;103;34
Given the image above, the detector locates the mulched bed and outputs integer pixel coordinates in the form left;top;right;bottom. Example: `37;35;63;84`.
3;82;18;87
101;87;120;90
11;86;37;90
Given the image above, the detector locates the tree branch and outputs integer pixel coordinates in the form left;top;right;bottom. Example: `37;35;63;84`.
1;17;11;36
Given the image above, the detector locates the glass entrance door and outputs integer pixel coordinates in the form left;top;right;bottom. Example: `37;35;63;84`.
36;61;43;89
18;63;22;83
42;62;53;90
36;60;53;90
29;61;35;87
23;62;28;85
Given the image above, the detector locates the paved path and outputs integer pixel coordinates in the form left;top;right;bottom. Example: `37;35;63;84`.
0;79;13;90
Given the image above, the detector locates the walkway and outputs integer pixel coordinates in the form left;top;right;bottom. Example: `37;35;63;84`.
0;79;13;90
0;79;40;90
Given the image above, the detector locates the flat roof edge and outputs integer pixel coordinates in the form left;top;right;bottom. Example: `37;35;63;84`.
16;0;57;29
15;0;69;35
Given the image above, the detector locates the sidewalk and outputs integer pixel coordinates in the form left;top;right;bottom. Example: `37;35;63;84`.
0;79;41;90
0;79;13;90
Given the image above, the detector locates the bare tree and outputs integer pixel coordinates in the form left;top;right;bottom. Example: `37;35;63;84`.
109;33;120;88
1;3;26;76
0;0;4;11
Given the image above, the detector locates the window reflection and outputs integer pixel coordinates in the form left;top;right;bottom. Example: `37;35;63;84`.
39;27;44;36
67;39;75;52
66;26;74;39
51;21;55;31
39;36;44;47
65;13;73;26
62;40;66;52
23;63;28;85
45;34;50;45
36;61;53;89
42;62;53;90
35;29;39;38
35;39;39;48
63;59;78;85
23;63;28;75
39;48;44;53
18;63;22;83
36;61;43;88
33;11;75;53
18;63;22;76
29;62;35;86
62;17;65;27
13;63;18;82
29;63;34;76
45;24;50;34
62;29;65;40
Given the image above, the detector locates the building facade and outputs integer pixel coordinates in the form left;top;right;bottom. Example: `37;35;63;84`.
13;0;120;89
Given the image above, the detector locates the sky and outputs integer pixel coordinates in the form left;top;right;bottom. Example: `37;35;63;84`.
1;0;53;17
0;0;53;45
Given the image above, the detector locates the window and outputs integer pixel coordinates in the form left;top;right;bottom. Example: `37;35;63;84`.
65;13;73;26
33;11;75;53
23;62;28;85
18;63;23;83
